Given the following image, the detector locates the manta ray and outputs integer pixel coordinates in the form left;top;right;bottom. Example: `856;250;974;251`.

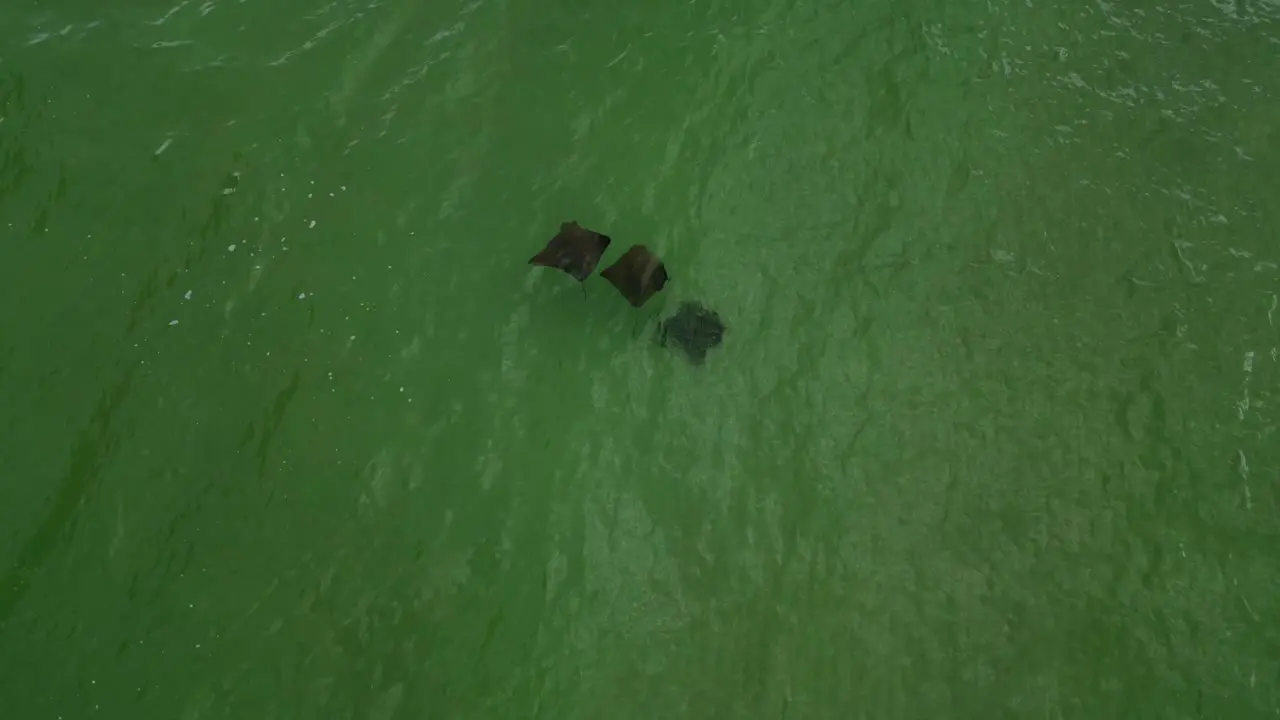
528;221;611;282
658;301;725;365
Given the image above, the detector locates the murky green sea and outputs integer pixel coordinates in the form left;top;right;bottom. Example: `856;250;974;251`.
2;0;1279;717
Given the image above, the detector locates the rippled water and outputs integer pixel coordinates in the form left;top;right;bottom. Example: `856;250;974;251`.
2;0;1278;716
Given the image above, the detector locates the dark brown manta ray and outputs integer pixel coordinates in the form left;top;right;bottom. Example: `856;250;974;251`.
528;221;612;282
659;301;726;365
600;245;669;307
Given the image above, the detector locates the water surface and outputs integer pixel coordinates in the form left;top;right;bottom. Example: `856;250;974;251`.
1;0;1278;717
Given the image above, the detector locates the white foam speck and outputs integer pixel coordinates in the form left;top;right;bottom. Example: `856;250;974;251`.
298;293;307;299
184;290;192;300
150;1;190;25
169;319;180;326
308;220;316;228
154;138;173;156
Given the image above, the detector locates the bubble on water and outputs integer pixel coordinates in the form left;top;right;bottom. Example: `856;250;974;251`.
227;244;237;252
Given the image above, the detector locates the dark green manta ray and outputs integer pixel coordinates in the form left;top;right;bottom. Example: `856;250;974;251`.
658;301;726;365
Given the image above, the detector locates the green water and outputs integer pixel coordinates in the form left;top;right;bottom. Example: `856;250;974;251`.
2;0;1279;716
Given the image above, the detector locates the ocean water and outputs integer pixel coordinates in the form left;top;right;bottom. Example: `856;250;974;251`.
1;0;1278;716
